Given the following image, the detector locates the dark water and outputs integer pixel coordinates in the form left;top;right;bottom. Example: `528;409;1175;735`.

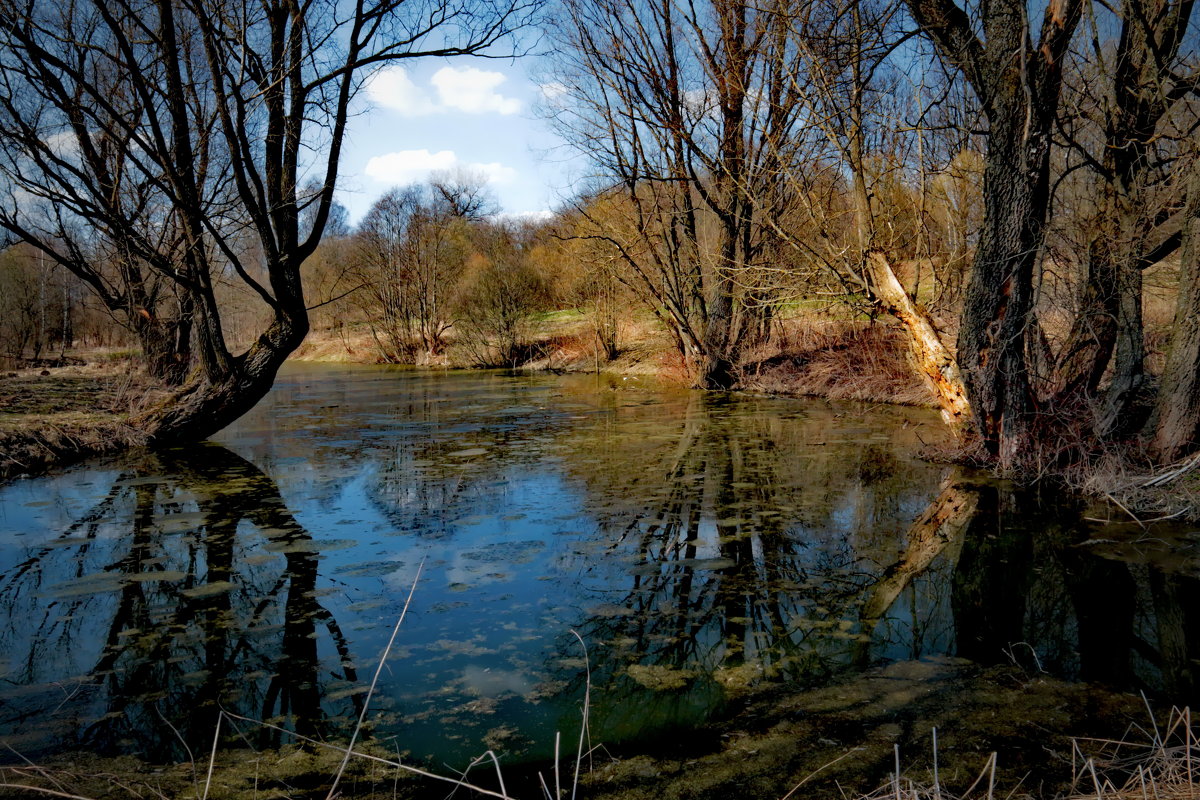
1;365;1198;771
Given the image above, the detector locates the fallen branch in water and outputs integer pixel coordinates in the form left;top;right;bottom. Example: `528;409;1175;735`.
1142;453;1200;489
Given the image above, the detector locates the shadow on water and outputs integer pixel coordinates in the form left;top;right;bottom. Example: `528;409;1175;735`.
1;368;1199;794
0;444;360;760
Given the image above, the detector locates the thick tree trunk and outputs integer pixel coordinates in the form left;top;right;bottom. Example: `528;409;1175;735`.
955;112;1046;467
867;251;974;438
903;0;1082;470
1150;162;1200;461
136;312;307;445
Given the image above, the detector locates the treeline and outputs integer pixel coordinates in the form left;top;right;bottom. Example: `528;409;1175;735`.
305;170;553;368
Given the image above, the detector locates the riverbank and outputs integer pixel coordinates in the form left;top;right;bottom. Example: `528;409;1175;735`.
291;312;939;408
0;361;161;482
0;662;1181;800
3;314;1199;521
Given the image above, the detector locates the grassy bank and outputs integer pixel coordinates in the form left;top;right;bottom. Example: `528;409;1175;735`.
0;359;163;482
292;310;939;409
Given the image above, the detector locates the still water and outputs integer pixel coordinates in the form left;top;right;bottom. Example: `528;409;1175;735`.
1;365;1198;771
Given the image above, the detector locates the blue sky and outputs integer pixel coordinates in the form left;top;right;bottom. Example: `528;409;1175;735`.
335;59;577;225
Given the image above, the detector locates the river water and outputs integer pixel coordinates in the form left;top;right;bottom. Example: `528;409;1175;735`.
1;365;1198;777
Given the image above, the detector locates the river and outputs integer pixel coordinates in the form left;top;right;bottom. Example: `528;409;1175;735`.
1;365;1197;794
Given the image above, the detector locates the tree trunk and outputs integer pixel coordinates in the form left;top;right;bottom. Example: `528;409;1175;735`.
903;0;1082;470
136;312;307;445
1053;237;1120;403
1149;160;1200;461
867;251;974;438
955;109;1046;467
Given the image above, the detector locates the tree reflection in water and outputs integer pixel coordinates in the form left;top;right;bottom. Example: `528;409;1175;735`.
550;393;957;740
2;370;1200;770
0;444;360;760
548;392;1200;744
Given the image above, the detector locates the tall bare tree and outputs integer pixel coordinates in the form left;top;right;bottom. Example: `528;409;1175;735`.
0;0;531;441
547;0;813;388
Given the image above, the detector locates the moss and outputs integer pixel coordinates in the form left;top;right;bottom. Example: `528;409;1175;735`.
578;660;1147;800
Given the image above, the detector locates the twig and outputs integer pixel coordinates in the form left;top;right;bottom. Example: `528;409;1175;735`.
1142;453;1200;488
327;558;425;800
779;748;864;800
1104;492;1146;529
570;629;591;800
155;703;198;788
202;710;222;800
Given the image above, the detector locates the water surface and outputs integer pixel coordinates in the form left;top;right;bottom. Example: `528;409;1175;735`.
1;365;1198;771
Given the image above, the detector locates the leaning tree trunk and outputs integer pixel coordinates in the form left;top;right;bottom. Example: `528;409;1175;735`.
136;311;308;445
867;251;974;439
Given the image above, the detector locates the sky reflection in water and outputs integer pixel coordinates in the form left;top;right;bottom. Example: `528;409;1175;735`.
1;365;1198;769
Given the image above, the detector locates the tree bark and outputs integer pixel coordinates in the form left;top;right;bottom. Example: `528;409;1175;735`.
867;251;973;438
904;0;1083;468
1150;160;1200;461
136;310;307;445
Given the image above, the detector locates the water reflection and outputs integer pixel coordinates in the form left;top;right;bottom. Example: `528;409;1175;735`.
0;445;360;759
1;367;1200;772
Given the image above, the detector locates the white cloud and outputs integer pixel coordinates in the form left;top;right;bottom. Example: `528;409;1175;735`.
41;131;80;159
538;82;568;100
364;66;521;117
364;67;438;116
499;209;555;224
431;67;521;115
365;149;517;187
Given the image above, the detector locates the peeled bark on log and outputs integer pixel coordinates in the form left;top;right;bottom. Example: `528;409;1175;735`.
866;250;974;439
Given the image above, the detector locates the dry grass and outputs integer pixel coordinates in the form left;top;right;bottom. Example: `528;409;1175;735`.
0;358;164;482
1069;445;1200;523
1067;706;1200;800
808;742;1015;800
740;317;937;407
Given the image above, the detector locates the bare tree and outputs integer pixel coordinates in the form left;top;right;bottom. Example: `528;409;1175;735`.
430;167;501;221
1048;0;1200;438
353;184;469;360
545;0;816;388
0;0;531;442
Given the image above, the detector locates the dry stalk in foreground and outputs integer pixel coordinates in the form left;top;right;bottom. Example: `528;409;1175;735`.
1068;705;1199;800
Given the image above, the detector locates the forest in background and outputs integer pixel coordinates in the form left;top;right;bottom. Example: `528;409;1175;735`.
0;0;1199;482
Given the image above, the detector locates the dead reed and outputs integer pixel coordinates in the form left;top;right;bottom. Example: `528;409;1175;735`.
1067;705;1200;800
